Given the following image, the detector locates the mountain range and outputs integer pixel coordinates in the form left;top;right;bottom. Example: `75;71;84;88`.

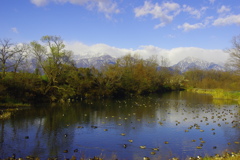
75;54;116;69
171;57;225;72
74;54;225;72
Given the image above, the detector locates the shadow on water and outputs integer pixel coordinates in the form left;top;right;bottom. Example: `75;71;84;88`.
0;91;239;159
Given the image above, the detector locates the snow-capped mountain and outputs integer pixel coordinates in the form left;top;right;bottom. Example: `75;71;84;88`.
74;55;225;72
172;57;225;72
21;54;225;72
75;54;116;69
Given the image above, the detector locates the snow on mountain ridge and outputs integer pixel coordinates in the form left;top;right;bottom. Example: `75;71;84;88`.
173;56;225;72
75;54;116;69
74;55;225;72
74;52;111;60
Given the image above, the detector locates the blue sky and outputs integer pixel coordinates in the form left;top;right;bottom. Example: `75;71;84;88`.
1;0;240;64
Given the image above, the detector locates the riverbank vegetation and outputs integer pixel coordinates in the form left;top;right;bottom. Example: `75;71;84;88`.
0;36;186;104
1;151;240;160
184;34;240;101
1;34;240;104
184;69;240;102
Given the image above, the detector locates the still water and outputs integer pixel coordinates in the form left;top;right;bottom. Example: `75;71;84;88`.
0;91;239;160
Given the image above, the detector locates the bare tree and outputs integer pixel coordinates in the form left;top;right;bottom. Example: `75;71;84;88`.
225;34;240;74
0;39;27;77
12;44;28;73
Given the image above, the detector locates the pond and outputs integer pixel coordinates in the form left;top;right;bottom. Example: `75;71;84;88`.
0;91;239;160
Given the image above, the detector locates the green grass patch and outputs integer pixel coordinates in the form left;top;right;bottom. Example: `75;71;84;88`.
189;88;240;101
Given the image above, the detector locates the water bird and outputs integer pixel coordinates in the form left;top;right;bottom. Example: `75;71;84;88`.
123;144;127;148
143;156;150;160
25;136;29;139
128;139;133;143
213;146;217;149
196;146;202;149
104;129;108;131
152;147;159;151
64;150;68;153
140;145;146;149
64;134;68;138
91;125;98;129
74;149;78;152
26;156;37;159
188;126;193;129
77;126;84;128
164;141;169;144
158;121;163;125
191;140;196;142
121;133;126;136
150;152;156;155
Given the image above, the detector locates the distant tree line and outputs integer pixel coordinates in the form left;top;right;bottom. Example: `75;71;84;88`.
184;34;240;91
0;34;239;104
0;35;186;103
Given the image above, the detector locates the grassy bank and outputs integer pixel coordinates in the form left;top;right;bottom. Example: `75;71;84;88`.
1;150;239;160
188;88;240;103
201;152;240;160
0;102;31;108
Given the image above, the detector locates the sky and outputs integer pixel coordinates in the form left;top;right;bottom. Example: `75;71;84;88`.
1;0;240;65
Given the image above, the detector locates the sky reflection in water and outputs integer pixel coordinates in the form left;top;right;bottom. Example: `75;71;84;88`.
0;91;239;160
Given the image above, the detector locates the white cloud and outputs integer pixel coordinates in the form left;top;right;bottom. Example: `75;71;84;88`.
177;22;205;32
11;27;19;33
30;0;48;6
178;16;214;31
213;14;240;26
30;0;120;18
182;5;207;19
167;47;228;65
217;5;231;14
167;34;176;38
134;1;181;28
65;41;229;65
65;42;128;58
209;0;215;4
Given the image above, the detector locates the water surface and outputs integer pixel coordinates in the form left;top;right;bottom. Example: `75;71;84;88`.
0;91;239;159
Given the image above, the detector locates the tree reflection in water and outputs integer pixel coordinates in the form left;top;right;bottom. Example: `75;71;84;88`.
0;91;239;160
